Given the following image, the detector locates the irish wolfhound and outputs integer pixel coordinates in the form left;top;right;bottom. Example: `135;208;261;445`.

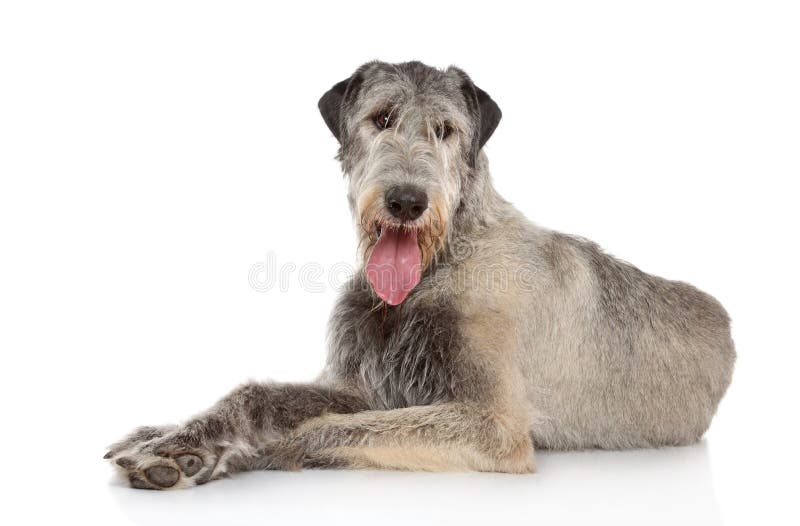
106;61;735;489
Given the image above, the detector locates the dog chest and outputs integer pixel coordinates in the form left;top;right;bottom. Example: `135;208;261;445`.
327;282;474;409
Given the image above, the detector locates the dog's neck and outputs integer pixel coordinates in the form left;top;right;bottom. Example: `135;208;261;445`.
449;152;514;249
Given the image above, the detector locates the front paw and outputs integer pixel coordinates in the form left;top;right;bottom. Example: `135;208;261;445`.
105;426;219;490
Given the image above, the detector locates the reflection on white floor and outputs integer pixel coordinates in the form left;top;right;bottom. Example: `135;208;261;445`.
109;441;720;526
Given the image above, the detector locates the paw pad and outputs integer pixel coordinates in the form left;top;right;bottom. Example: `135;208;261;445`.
176;454;203;476
144;465;180;488
107;427;214;489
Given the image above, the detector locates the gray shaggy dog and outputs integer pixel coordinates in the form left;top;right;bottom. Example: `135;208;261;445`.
106;61;735;489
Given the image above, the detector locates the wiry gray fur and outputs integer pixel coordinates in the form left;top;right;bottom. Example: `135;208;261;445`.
106;61;735;489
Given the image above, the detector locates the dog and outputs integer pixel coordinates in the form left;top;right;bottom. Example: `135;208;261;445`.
105;61;735;489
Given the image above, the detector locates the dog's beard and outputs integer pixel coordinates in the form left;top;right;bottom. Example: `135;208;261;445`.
358;203;446;305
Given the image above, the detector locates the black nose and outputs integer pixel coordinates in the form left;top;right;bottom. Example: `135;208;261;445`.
385;185;428;221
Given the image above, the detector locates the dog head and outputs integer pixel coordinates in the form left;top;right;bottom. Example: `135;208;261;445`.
319;61;501;304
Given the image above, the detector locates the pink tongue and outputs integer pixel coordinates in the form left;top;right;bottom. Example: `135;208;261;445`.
366;229;422;305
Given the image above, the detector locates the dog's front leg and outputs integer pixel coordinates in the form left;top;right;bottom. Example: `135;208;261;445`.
263;402;535;474
105;382;367;489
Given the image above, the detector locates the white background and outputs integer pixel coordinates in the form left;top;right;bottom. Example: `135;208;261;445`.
1;1;798;525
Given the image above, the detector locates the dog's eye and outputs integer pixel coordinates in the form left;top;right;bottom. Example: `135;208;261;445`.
435;123;454;140
375;111;393;130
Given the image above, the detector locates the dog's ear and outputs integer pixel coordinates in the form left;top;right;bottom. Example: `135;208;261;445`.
318;78;350;141
455;69;502;166
319;69;367;142
474;85;502;150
